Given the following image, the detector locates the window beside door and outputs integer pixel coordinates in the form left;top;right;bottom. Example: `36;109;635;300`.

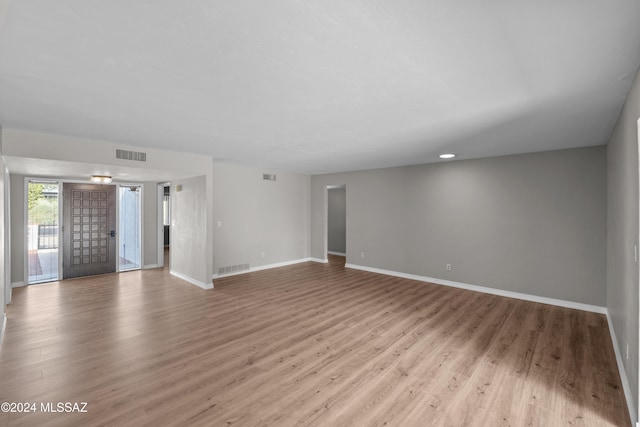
27;180;60;284
119;185;142;271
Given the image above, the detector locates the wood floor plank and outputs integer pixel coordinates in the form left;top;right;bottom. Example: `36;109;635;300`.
0;255;630;426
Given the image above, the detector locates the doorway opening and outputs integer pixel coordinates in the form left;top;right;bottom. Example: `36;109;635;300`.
327;184;346;263
26;180;60;284
158;183;171;269
118;185;142;271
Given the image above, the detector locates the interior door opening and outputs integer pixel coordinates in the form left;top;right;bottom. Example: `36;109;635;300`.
327;184;346;261
157;183;171;269
119;185;142;271
26;180;60;284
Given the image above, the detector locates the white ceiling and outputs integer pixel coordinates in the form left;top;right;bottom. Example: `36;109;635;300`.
0;1;639;175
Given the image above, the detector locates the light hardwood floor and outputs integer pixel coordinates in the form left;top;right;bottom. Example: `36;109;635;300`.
0;256;630;426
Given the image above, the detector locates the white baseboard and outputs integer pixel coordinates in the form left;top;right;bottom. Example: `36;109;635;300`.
0;313;6;348
143;264;159;270
170;270;213;290
11;281;26;288
309;257;328;264
327;251;346;256
343;264;634;421
344;263;607;314
606;312;637;425
213;257;317;279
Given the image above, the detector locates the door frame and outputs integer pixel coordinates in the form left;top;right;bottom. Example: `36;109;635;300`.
157;182;170;268
324;184;347;261
326;184;347;257
116;183;144;272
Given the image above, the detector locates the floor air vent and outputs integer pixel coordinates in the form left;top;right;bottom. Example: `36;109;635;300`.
219;263;250;275
116;149;147;162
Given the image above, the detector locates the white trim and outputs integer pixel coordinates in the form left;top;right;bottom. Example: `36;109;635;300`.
327;251;346;256
143;264;159;270
213;257;315;279
309;257;329;264
344;263;607;314
11;281;26;288
0;313;6;348
170;270;213;290
606;311;637;425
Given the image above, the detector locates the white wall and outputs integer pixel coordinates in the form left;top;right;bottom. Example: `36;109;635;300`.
0;136;7;342
311;146;607;306
212;162;310;275
607;66;640;422
170;175;212;288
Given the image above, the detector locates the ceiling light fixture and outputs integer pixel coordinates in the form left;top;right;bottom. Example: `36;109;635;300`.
439;153;456;159
90;175;112;184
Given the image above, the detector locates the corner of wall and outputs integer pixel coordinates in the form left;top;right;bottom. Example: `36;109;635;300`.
606;65;640;424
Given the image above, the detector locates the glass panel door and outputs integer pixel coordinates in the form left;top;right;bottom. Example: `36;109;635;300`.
119;185;142;271
27;180;60;283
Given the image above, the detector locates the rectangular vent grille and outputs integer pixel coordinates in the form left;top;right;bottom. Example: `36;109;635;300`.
116;149;147;162
219;263;250;275
263;173;276;181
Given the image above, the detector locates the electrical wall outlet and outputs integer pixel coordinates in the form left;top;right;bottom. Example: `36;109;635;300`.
446;264;452;271
626;342;629;360
360;252;365;258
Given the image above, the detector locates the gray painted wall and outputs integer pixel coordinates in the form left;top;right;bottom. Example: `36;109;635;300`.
170;175;210;285
607;66;640;421
311;146;606;306
327;188;346;254
142;182;158;267
212;162;310;275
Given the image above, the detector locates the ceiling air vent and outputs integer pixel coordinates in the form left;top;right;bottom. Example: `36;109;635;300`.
116;149;147;162
263;173;276;181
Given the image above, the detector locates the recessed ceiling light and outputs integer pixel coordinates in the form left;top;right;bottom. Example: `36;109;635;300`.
439;153;456;159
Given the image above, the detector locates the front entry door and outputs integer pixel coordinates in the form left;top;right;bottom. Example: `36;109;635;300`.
63;183;117;279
